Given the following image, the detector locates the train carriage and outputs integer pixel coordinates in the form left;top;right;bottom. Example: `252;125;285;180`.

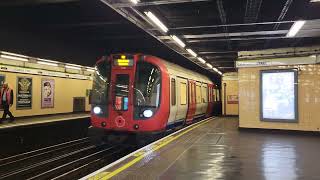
90;54;216;133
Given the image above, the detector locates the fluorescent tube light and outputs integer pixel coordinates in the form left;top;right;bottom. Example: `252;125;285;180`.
310;0;320;2
37;61;58;67
186;48;197;57
286;20;305;37
130;0;139;4
86;68;95;72
37;58;59;63
65;65;81;70
1;51;28;58
0;54;28;62
212;67;222;75
171;35;186;48
212;67;219;72
206;63;213;69
197;57;206;64
144;11;168;33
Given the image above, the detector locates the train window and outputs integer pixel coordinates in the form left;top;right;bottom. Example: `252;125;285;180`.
208;87;211;102
114;74;129;111
90;60;110;105
134;61;161;119
212;88;215;102
189;84;192;103
216;89;220;101
180;82;187;105
202;86;207;103
196;85;201;103
171;78;176;106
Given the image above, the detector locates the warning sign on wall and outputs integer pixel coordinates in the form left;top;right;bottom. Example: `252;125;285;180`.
227;95;238;104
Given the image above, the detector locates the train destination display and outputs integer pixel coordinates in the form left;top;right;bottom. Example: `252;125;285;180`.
260;69;298;121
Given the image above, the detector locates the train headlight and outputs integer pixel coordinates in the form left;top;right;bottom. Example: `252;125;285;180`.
143;109;153;118
93;106;102;114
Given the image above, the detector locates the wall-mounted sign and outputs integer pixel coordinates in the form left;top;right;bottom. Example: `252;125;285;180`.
16;76;32;109
236;56;317;68
260;69;298;122
227;95;238;104
41;79;55;108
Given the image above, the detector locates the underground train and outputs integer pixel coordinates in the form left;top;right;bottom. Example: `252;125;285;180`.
90;54;218;134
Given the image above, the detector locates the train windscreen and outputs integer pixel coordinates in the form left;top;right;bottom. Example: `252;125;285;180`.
134;61;161;119
114;74;129;111
90;60;111;116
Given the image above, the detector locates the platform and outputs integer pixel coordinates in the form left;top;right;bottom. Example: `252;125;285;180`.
0;112;90;130
84;117;320;180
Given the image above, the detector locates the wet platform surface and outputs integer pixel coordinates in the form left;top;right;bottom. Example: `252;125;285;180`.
0;112;89;129
87;117;320;180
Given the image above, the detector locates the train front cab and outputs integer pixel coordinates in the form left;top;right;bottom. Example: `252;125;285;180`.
90;54;170;133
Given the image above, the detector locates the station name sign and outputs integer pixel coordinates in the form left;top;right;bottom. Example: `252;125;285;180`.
236;55;319;68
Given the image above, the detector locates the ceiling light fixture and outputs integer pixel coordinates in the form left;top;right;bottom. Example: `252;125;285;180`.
186;48;197;57
310;0;320;2
206;63;213;69
0;54;28;62
170;35;186;48
65;65;81;70
286;20;305;37
197;57;206;64
213;67;219;72
130;0;140;4
144;11;168;33
86;68;95;72
37;61;58;67
212;67;223;75
1;51;29;58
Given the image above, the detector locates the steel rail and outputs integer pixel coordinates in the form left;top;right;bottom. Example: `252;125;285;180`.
0;140;91;171
0;137;89;162
0;145;98;179
27;146;120;180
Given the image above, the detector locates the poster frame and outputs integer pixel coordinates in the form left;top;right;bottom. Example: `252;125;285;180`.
16;76;32;110
260;69;298;122
41;78;55;109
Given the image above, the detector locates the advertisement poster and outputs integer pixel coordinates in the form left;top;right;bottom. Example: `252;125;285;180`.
41;79;55;108
261;70;297;121
227;95;239;104
17;77;32;109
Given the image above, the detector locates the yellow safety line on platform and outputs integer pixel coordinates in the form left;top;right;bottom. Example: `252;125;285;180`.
92;119;211;180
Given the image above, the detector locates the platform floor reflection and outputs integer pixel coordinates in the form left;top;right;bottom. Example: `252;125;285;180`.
106;117;320;180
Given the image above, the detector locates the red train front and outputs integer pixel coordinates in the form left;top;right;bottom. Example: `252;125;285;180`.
90;54;216;133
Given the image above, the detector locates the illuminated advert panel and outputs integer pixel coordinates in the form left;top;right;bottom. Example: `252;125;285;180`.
260;69;298;122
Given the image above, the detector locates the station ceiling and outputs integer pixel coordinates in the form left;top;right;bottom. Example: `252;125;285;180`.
0;0;320;78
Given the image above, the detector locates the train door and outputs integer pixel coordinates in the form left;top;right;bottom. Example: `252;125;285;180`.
109;70;134;129
201;83;208;114
206;84;214;116
186;80;196;124
195;82;202;116
175;77;188;124
168;76;177;125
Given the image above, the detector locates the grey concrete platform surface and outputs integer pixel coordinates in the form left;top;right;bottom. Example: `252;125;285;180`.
86;117;320;180
0;112;90;129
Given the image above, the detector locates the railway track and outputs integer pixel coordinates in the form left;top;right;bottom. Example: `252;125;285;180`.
0;137;137;180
